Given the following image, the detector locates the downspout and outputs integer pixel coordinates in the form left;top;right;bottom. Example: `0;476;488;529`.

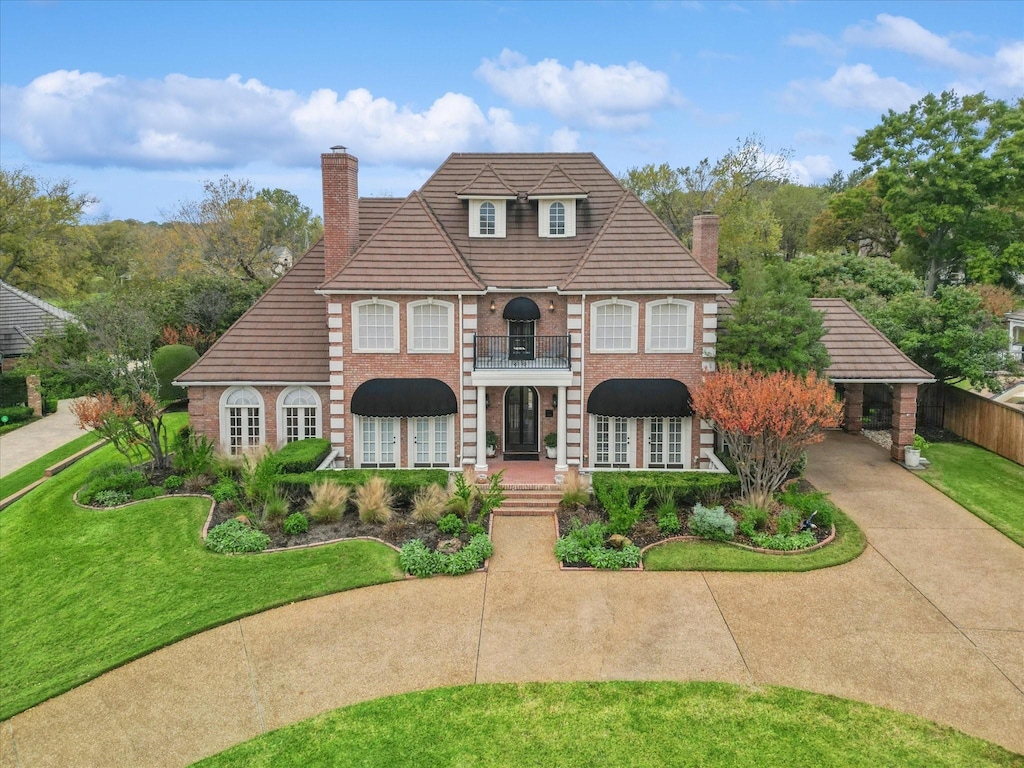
580;293;586;470
458;293;464;469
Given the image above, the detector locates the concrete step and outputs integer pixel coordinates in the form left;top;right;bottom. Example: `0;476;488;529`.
492;487;562;516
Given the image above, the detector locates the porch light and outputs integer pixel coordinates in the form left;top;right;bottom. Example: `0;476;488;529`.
490;299;496;312
552;394;558;409
549;299;555;312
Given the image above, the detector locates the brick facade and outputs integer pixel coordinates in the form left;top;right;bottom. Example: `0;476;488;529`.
890;382;919;462
321;150;359;282
842;383;864;434
187;384;330;450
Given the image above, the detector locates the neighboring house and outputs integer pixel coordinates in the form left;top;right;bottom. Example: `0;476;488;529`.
1007;310;1024;363
0;280;77;372
177;149;933;474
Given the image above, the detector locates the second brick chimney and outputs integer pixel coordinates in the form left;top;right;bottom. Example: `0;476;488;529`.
322;146;359;281
692;212;720;277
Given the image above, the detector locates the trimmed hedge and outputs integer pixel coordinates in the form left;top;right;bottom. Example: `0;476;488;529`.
591;471;740;509
0;373;27;408
0;405;34;425
152;344;199;402
273;438;332;474
276;468;448;505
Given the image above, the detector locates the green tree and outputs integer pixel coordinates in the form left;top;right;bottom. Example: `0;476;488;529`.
768;183;830;259
806;177;900;259
0;167;96;298
790;251;921;316
870;286;1013;390
853;91;1024;295
718;260;831;376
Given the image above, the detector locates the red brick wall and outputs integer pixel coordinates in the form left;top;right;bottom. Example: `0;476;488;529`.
692;214;720;277
890;383;918;461
187;384;330;450
322;151;359;281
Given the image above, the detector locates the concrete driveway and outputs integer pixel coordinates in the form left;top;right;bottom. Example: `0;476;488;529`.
2;432;1021;766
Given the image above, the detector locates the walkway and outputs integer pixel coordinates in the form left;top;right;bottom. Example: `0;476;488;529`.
2;433;1022;766
0;399;88;477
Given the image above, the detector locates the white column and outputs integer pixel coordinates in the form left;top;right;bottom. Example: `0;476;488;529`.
474;385;488;475
555;385;569;474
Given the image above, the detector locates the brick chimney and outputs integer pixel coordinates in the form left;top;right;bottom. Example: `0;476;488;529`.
692;212;720;277
321;146;359;281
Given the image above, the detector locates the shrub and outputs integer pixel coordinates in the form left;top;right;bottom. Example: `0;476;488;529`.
554;520;608;564
789;451;808;478
399;539;438;577
355;476;394;524
206;519;271;554
750;531;817;551
183;474;214;494
282;512;309;536
210;477;240;503
152;344;199;401
777;487;837;529
0;405;34;425
437;513;465;536
592;471;740;509
0;373;28;408
239;447;279;510
80;467;147;505
173;426;216;477
381;519;410;543
163;474;184;491
586;544;642;570
560;468;589;508
688;503;735;542
400;534;493;578
411;483;448;523
448;470;477;516
657;510;681;535
92;490;131;507
466;522;486;538
306;481;350;522
478;470;506;520
777;509;802;537
263;491;291;524
594;477;649;536
274;438;332;474
132;485;164;501
275;469;447;506
737;505;769;538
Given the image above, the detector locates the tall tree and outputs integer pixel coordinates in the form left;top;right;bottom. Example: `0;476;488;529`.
790;250;921;316
853;91;1024;295
0;167;96;298
806;177;900;258
718;260;831;376
768;183;830;259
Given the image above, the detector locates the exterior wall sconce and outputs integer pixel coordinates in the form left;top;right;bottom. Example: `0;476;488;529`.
490;299;496;312
549;299;555;312
485;394;491;408
552;394;558;409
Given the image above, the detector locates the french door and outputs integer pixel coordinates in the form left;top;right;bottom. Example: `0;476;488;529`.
411;416;451;467
359;417;397;468
593;415;633;468
646;417;690;469
504;386;538;453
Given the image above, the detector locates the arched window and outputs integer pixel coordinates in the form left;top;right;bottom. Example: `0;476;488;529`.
353;299;399;352
479;201;496;235
645;299;694;352
408;300;454;352
549;201;565;235
221;387;263;454
591;299;639;352
279;387;321;444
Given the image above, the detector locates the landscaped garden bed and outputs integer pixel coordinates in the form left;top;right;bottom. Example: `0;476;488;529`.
554;469;840;570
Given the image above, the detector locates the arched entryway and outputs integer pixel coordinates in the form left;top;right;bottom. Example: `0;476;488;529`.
504;385;539;458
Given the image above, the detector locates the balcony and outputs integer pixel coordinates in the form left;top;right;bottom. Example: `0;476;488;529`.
474;335;570;370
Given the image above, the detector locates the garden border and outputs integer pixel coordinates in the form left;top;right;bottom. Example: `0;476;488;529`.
0;438;108;511
639;525;836;558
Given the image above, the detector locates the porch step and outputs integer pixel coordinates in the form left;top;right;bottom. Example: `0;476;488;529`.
487;485;562;516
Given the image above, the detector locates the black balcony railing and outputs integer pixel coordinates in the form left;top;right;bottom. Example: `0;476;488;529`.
474;335;571;369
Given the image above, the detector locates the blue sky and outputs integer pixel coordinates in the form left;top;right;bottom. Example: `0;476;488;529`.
1;0;1021;222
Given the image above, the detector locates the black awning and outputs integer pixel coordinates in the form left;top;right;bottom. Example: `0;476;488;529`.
351;378;458;417
587;379;693;418
502;297;541;320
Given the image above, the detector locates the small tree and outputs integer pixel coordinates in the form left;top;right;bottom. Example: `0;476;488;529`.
692;366;842;509
71;391;170;471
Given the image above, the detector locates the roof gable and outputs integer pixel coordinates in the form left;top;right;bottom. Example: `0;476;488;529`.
0;280;77;357
456;164;517;198
528;164;587;198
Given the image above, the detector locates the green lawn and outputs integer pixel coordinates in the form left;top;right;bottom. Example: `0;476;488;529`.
0;426;403;720
919;442;1024;546
193;682;1019;768
644;507;866;571
0;429;101;499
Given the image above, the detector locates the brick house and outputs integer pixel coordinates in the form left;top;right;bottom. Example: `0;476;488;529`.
177;149;933;474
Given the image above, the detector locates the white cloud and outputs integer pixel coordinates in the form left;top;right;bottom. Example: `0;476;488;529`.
0;70;540;169
784;31;844;58
843;14;978;72
787;154;836;184
546;127;580;152
476;49;681;130
784;64;923;113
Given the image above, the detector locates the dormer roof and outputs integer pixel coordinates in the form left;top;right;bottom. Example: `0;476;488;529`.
528;164;588;199
456;164;517;199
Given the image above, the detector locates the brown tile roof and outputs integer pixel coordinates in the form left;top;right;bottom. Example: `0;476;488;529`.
415;153;724;291
321;191;484;292
456;164;516;197
717;296;935;382
562;192;729;292
359;198;403;243
176;243;329;383
0;280;77;357
528;164;587;197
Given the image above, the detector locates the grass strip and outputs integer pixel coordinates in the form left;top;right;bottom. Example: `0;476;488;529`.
193;681;1019;768
643;507;865;571
0;420;403;720
0;429;101;499
918;442;1024;547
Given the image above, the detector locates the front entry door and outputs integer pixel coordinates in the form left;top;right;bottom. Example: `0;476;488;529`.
505;386;538;454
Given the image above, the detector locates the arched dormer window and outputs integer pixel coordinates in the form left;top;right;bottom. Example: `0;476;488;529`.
480;201;496;235
549;201;565;235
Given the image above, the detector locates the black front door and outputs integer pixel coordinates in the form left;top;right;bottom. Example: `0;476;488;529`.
508;320;535;361
505;386;538;454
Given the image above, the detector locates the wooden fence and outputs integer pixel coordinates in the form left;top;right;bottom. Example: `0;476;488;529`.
940;385;1024;466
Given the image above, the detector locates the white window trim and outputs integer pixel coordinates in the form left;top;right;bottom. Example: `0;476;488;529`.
590;298;639;353
644;298;695;353
643;416;692;469
354;415;401;468
407;299;455;353
469;199;507;238
276;386;322;446
589;414;635;469
219;386;265;453
538;199;576;238
352;299;400;353
408;415;455;468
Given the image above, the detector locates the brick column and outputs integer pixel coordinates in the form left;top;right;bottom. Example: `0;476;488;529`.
26;375;42;417
843;383;864;434
890;383;918;462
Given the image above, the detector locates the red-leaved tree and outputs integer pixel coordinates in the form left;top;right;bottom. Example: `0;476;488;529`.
72;392;170;471
691;366;842;509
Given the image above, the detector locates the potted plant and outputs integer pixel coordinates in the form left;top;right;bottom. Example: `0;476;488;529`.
544;432;558;459
903;433;929;468
486;430;498;458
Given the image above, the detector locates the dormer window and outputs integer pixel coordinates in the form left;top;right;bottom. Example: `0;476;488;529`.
468;199;507;238
538;199;576;238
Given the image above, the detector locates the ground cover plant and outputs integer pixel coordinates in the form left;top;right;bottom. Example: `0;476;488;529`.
0;420;402;721
192;681;1019;768
917;441;1024;546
